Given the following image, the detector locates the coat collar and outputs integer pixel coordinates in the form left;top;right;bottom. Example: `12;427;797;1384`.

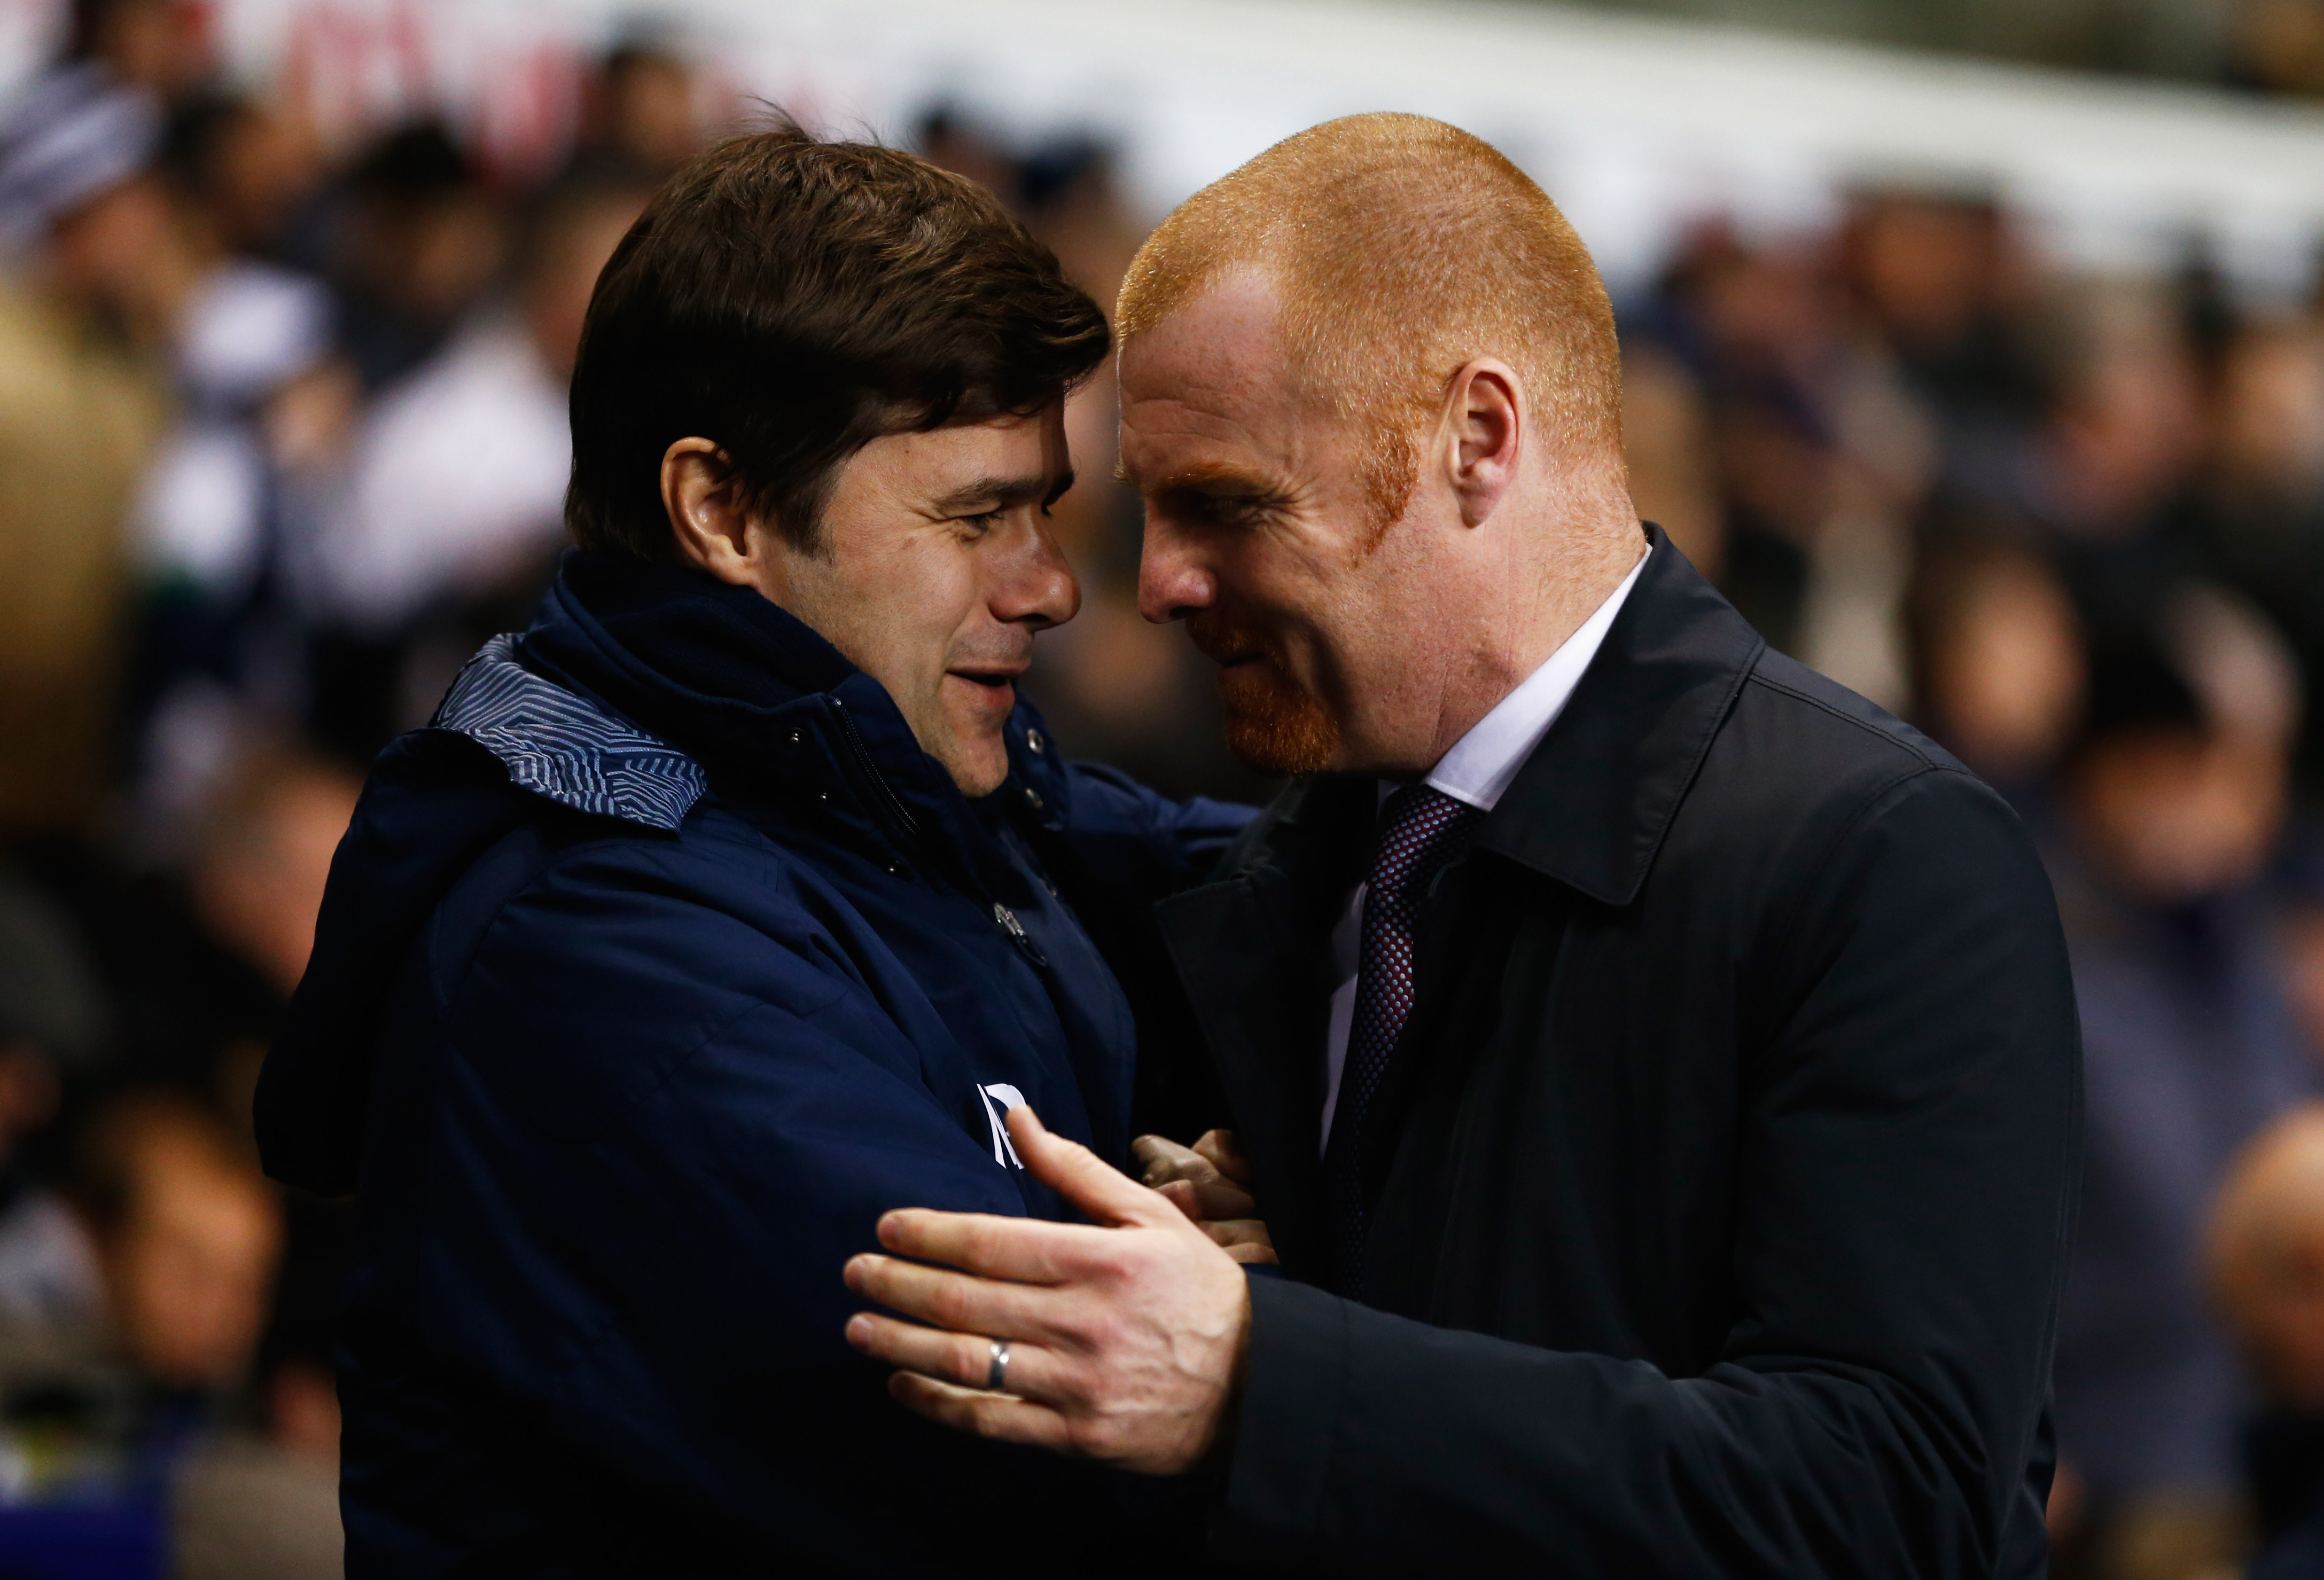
1203;525;1763;910
1472;525;1763;906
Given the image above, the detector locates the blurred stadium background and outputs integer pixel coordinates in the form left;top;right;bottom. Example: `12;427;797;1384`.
7;0;2324;1576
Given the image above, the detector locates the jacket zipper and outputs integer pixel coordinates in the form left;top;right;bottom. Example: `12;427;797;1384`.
829;698;922;846
827;698;1045;968
991;901;1048;968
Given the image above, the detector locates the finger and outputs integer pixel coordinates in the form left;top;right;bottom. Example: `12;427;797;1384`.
1195;1129;1253;1187
1189;1181;1259;1220
844;1312;1068;1402
1157;1179;1202;1223
1222;1242;1280;1265
871;1208;1114;1282
1008;1106;1179;1230
1203;1218;1273;1251
888;1373;1076;1453
845;1253;1068;1341
1132;1133;1219;1190
1156;1179;1259;1224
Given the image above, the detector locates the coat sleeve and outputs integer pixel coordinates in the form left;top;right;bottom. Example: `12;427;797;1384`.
408;844;1178;1568
1218;767;2083;1578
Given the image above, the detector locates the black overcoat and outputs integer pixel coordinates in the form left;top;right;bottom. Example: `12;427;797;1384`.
1157;530;2083;1576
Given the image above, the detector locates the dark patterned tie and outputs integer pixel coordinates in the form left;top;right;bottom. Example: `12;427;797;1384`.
1325;783;1485;1299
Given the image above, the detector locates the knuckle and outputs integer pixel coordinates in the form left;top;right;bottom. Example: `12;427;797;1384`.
929;1280;974;1329
953;1336;989;1387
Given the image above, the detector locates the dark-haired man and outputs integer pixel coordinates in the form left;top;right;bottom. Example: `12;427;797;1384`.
253;127;1249;1576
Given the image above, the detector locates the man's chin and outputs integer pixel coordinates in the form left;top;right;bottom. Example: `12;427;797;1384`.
1219;673;1340;777
935;742;1011;799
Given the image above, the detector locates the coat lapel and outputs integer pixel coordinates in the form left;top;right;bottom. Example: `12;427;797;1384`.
1154;777;1372;1281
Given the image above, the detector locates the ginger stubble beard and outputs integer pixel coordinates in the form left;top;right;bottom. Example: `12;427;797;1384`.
1186;609;1342;775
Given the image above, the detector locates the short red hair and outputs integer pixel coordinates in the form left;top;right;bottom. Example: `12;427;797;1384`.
1118;113;1624;530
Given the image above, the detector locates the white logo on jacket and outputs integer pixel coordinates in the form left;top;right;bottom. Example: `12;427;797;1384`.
976;1084;1026;1169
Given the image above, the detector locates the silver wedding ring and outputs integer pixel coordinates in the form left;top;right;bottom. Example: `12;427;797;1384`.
985;1339;1010;1393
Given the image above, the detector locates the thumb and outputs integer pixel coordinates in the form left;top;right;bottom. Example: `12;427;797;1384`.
1008;1105;1176;1229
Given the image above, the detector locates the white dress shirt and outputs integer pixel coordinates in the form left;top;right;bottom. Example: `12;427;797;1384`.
1319;552;1647;1148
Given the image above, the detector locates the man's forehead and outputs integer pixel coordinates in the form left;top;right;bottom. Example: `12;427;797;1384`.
857;404;1070;499
1119;272;1311;486
1119;268;1292;408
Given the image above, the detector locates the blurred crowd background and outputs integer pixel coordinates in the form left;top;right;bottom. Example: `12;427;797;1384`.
5;0;2324;1576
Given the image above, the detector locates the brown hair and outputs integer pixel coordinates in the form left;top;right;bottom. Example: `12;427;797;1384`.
566;122;1111;558
1117;113;1623;533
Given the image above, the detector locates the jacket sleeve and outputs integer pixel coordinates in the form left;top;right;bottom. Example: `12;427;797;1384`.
1218;767;2083;1577
412;843;1174;1568
1053;766;1260;1145
1063;761;1256;896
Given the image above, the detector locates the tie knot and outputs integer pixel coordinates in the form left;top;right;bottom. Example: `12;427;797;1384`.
1370;784;1483;897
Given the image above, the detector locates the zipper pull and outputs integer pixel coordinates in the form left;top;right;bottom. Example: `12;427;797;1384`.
992;902;1048;968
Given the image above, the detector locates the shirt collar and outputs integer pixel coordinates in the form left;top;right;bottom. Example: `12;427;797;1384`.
1418;550;1649;813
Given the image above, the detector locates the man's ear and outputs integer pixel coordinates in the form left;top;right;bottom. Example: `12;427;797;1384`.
1444;359;1522;529
661;437;763;586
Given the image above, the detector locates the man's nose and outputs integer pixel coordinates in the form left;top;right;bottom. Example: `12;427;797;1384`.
1137;516;1216;625
996;521;1081;630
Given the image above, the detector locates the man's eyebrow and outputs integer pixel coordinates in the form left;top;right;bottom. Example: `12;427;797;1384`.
1114;458;1284;497
931;471;1072;512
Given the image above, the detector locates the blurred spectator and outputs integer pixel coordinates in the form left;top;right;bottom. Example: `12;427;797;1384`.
1621;341;1723;575
2051;595;2309;1580
571;35;705;179
74;1093;279;1393
2195;313;2324;805
71;1091;339;1579
0;65;171;841
1908;536;2087;803
1841;192;2047;529
184;744;358;1007
0;730;352;1565
2039;284;2207;549
306;170;652;756
1631;224;1929;707
122;96;340;850
66;0;214;108
326;121;503;396
917;104;1019;205
2213;1106;2324;1577
160;93;326;265
0;867;106;1331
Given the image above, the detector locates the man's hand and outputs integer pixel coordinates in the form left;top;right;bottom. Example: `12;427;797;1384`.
1133;1128;1277;1264
843;1105;1250;1475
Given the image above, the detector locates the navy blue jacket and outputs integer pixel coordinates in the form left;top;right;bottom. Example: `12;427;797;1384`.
254;556;1250;1576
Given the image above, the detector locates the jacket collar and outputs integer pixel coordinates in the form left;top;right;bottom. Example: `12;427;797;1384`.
439;553;1075;874
433;633;705;830
1472;525;1762;906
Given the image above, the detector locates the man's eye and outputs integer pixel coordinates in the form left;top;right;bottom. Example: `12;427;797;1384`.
959;510;1004;535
